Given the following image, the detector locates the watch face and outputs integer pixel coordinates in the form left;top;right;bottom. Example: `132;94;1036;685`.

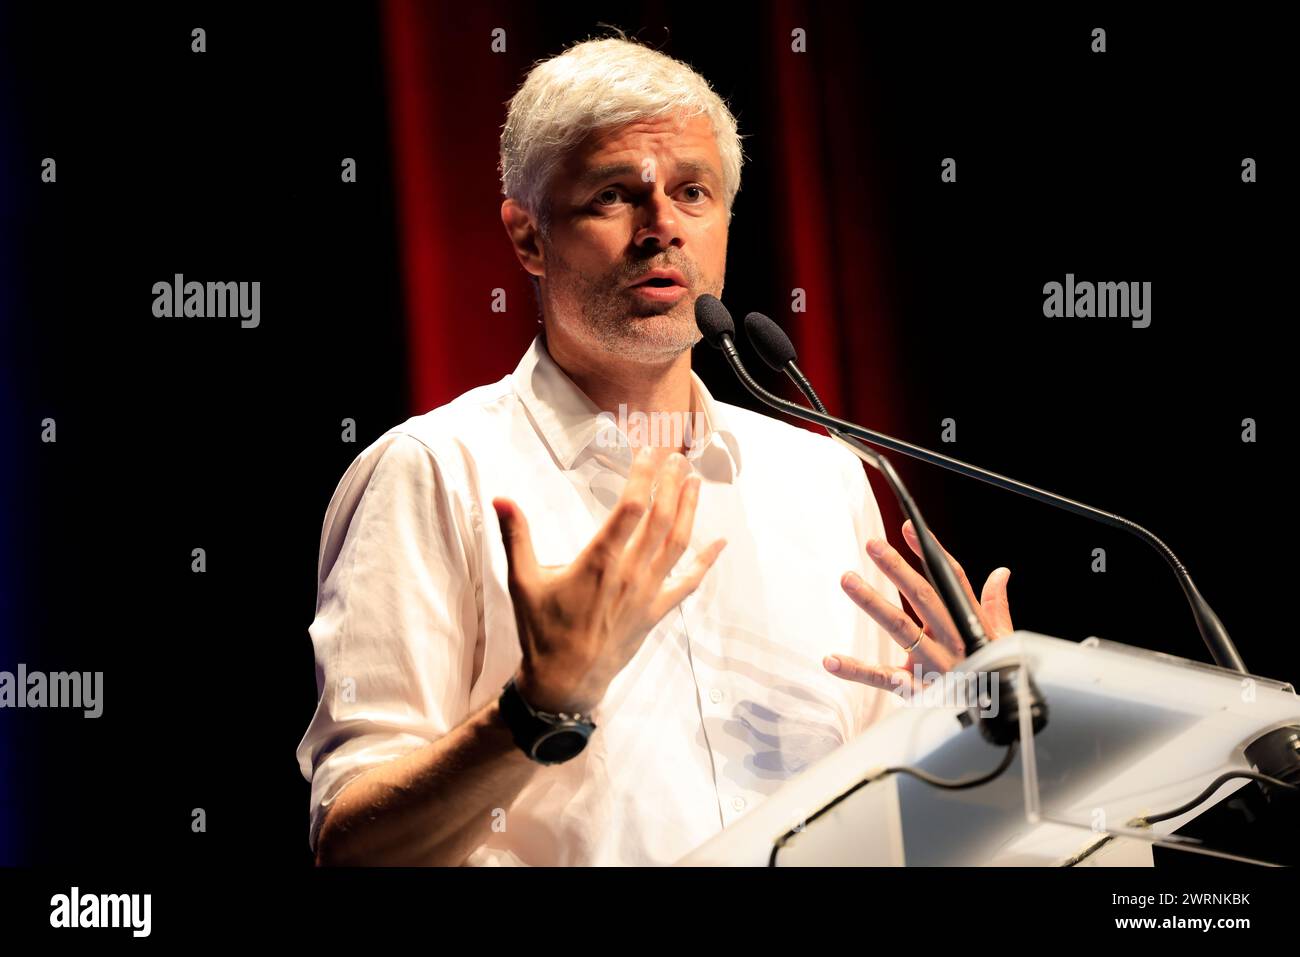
534;727;589;764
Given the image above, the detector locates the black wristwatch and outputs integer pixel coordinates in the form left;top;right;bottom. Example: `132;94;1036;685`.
498;676;597;765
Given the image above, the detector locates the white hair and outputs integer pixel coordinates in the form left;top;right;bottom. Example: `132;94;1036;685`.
499;34;747;239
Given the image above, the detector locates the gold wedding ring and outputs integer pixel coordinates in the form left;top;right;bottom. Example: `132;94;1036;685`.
904;625;924;653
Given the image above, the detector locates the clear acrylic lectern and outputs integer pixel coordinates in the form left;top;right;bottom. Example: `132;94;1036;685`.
677;631;1299;866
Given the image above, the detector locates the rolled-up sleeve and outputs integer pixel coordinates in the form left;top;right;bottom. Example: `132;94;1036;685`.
295;430;480;854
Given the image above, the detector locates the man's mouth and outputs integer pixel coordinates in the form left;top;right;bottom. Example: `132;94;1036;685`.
627;267;688;289
628;282;690;303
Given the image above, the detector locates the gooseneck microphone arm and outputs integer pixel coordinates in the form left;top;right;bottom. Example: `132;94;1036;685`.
742;310;1245;675
784;366;983;608
694;297;992;659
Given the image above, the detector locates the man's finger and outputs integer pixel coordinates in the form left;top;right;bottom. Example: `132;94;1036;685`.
840;570;950;667
901;520;980;612
648;470;701;582
822;654;918;697
622;452;689;575
981;567;1014;637
900;521;1000;647
493;497;539;592
579;447;657;568
650;537;726;619
863;538;963;656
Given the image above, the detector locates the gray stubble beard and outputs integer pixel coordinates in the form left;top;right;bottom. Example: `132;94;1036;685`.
543;248;717;362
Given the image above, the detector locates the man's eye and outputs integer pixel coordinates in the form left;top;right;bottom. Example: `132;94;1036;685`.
591;184;709;209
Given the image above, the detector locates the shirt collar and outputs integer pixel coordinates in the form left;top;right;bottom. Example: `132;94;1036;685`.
510;334;741;481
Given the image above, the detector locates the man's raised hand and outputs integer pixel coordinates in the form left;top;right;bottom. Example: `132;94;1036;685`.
493;448;726;714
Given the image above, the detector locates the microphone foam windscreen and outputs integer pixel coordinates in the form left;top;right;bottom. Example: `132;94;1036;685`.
744;312;798;370
694;294;735;348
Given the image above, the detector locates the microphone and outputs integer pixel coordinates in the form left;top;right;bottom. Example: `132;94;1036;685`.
695;294;736;349
742;309;1246;675
696;295;1047;744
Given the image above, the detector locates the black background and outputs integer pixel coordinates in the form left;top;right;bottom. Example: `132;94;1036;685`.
2;2;1293;878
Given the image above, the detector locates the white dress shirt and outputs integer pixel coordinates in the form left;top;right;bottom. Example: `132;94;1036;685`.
296;334;908;865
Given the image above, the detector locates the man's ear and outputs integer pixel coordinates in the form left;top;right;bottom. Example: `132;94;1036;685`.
501;199;545;280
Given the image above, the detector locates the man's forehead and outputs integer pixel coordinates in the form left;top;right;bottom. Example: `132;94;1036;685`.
571;156;721;190
564;116;722;184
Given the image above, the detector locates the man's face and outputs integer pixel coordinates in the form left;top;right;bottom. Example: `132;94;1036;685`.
537;113;729;362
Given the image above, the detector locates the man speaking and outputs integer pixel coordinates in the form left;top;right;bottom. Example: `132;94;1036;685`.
296;34;1014;866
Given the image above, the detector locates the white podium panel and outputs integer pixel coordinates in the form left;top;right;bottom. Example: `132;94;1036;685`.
678;632;1299;866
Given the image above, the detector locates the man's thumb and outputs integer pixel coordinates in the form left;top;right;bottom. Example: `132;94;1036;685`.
493;497;538;588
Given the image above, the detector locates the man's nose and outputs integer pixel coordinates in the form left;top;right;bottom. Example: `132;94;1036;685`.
633;188;684;250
